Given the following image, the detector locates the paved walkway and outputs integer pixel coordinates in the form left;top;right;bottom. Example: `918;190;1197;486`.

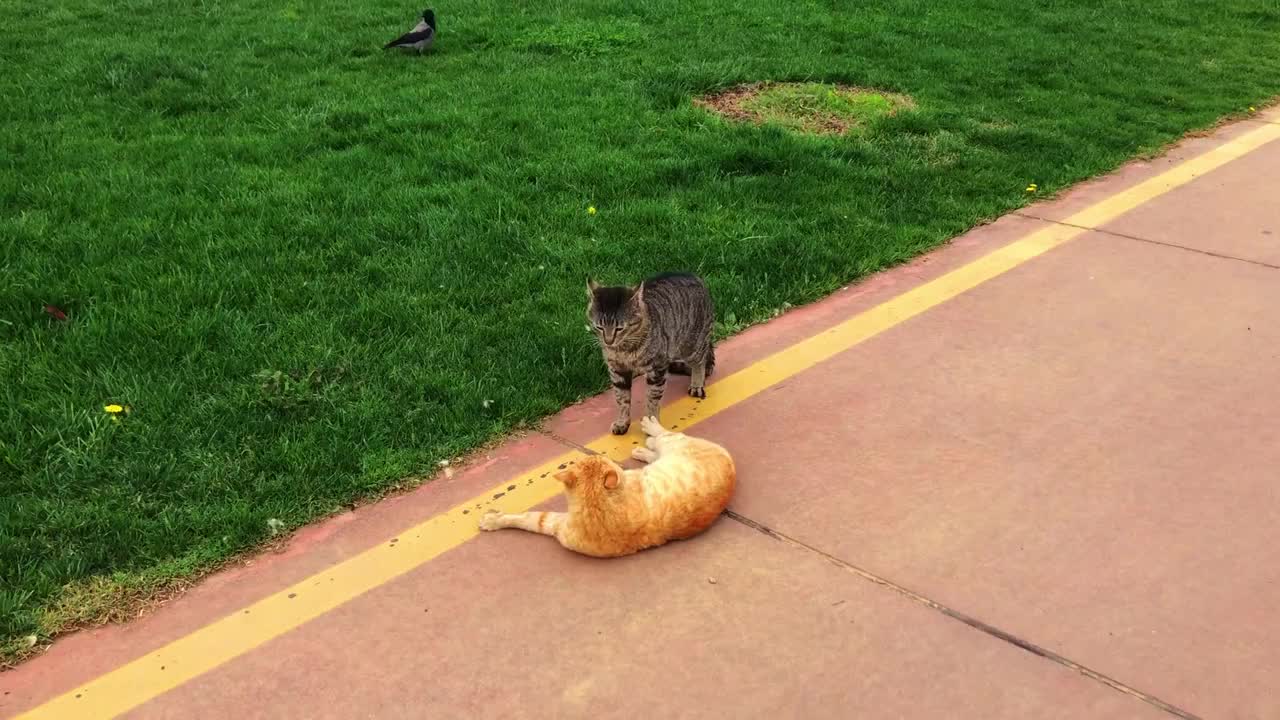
5;109;1280;720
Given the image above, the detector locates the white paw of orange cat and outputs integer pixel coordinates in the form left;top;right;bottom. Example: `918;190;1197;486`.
478;510;503;531
632;447;658;463
640;415;668;438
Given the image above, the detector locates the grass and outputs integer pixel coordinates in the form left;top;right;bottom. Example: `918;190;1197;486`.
726;82;914;134
1;0;1277;658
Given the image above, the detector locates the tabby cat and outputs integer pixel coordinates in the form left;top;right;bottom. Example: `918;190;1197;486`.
478;416;735;557
587;272;715;435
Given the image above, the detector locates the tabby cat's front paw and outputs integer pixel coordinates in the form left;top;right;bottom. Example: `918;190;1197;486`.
688;385;706;399
611;419;631;435
478;510;502;531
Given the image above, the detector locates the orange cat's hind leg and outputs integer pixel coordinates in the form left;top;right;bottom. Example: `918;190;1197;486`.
479;510;564;538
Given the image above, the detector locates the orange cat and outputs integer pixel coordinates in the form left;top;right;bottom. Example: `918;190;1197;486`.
478;416;735;557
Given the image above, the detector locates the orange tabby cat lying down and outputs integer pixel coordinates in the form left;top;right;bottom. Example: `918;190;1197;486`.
478;416;735;557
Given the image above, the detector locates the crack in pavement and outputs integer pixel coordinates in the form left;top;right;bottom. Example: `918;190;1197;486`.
536;428;600;455
1014;212;1280;271
722;509;1204;720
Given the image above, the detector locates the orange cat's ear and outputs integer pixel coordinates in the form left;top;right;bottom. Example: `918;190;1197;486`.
553;468;577;487
601;465;619;490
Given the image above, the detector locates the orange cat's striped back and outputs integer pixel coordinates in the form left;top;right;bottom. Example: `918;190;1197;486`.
479;417;735;558
642;435;735;542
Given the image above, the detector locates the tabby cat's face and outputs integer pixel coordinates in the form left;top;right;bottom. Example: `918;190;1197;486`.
587;280;646;349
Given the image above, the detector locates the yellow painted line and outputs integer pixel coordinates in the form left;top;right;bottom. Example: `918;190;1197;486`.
18;121;1280;720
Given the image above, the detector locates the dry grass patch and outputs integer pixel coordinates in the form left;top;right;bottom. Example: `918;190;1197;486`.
697;82;914;135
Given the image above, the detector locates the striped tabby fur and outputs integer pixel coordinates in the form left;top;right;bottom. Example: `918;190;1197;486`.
586;272;715;435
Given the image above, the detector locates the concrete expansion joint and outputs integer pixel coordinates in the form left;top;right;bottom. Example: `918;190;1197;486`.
536;428;599;455
1013;212;1280;271
722;510;1203;720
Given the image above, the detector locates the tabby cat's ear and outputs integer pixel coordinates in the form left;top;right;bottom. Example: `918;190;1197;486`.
601;465;619;490
631;283;645;304
586;278;600;296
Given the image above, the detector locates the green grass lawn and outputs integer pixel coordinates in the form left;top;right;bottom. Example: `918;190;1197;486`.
2;0;1278;656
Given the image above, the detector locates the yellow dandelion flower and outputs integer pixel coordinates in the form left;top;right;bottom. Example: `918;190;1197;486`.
587;206;597;215
104;404;124;414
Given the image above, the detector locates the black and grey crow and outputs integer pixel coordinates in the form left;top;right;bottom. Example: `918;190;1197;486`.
384;9;436;53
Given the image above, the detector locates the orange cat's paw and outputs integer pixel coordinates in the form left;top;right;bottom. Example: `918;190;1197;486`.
478;510;503;531
632;447;658;463
640;415;668;437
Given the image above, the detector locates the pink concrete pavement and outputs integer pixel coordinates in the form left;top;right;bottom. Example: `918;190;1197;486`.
4;114;1280;720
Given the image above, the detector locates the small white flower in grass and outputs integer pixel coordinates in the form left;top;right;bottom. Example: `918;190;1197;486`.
24;634;38;648
482;399;494;409
266;518;284;536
